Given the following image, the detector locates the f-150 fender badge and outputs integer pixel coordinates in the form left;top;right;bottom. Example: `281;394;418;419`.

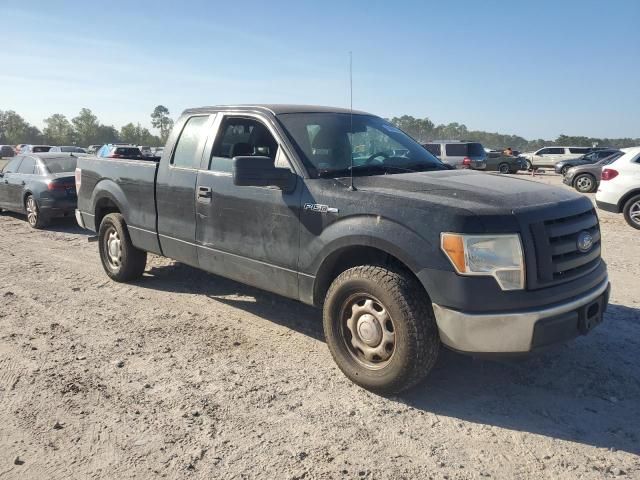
304;203;339;214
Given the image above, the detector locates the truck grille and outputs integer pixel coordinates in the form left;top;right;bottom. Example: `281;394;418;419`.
529;208;601;288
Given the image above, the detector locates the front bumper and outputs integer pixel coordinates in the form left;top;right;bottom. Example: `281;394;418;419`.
562;175;574;186
432;278;610;353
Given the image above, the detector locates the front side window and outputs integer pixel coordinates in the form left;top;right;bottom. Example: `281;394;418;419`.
210;117;279;173
17;156;36;174
172;115;209;169
278;113;445;178
569;147;590;154
423;144;441;156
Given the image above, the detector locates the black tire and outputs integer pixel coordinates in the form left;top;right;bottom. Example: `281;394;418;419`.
25;194;49;229
561;165;570;175
573;173;597;193
525;159;533;171
623;194;640;230
498;163;510;174
323;265;440;394
98;213;147;281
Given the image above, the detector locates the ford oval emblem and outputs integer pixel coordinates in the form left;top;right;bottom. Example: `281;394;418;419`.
577;231;594;253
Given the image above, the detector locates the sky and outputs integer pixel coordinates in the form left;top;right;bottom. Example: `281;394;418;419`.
1;0;638;140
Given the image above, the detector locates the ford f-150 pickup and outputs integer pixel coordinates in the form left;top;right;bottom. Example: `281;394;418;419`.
75;105;610;393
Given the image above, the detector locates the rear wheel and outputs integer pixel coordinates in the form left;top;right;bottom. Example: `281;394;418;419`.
498;163;510;174
623;195;640;230
573;173;596;193
323;265;440;394
98;213;147;281
25;194;49;229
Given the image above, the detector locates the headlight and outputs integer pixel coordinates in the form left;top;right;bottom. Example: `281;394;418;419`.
441;233;525;290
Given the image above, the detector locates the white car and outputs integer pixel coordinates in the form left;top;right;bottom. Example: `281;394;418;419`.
595;147;640;229
520;146;591;169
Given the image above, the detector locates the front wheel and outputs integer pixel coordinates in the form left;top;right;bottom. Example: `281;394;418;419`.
561;166;570;175
623;195;640;230
323;265;440;394
98;213;147;281
525;159;533;171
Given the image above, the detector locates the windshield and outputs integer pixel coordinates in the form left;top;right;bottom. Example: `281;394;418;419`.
277;113;446;178
42;156;78;173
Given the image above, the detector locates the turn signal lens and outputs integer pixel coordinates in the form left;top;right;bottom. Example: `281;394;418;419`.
441;233;466;273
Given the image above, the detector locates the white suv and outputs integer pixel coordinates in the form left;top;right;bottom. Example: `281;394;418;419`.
595;147;640;229
520;146;591;169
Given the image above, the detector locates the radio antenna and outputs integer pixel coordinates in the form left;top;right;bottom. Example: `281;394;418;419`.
348;51;356;191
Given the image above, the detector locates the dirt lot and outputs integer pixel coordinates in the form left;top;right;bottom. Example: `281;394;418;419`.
0;172;638;479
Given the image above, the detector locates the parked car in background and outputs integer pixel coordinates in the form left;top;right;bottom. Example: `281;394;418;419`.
485;150;524;174
1;145;16;158
555;148;620;175
21;145;52;154
97;144;144;160
0;153;78;228
50;146;87;154
563;151;624;193
87;145;103;155
14;144;28;154
596;147;640;229
138;145;153;157
520;146;592;169
153;147;164;157
422;141;487;169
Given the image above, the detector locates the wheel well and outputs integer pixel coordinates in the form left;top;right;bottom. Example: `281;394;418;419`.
313;246;423;306
619;189;640;212
95;197;121;229
23;191;33;206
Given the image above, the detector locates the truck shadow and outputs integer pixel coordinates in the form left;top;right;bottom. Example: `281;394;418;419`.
0;212;91;235
137;262;640;454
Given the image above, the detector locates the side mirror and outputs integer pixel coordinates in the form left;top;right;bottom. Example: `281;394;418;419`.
233;156;295;192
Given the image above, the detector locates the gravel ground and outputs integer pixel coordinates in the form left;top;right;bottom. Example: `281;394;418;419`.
0;172;638;479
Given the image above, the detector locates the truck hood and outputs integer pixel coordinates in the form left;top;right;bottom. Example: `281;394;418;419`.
348;170;585;215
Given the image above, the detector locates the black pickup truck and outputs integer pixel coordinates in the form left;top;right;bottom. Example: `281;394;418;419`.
75;105;610;393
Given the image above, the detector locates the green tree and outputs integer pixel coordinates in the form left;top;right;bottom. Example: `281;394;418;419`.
43;113;74;145
120;123;160;146
95;124;120;144
389;115;435;143
151;105;174;143
0;110;43;144
72;108;100;146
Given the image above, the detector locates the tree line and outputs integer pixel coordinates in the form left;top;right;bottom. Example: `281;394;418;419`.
389;115;640;151
0;106;174;147
1;107;637;151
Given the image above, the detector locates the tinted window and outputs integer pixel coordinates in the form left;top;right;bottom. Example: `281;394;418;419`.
172;116;209;169
540;147;564;155
467;143;485;156
114;147;142;157
32;146;51;153
42;156;78;173
3;157;22;172
17;157;36;174
445;143;468;156
569;147;590;154
211;117;279;173
1;146;15;157
424;144;441;156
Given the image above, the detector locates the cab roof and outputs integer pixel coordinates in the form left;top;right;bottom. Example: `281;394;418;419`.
183;104;373;116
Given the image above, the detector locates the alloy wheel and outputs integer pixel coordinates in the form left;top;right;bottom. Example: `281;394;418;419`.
26;197;38;227
630;201;640;227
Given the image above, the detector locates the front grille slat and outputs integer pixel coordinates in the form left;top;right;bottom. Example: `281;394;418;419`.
547;214;598;238
529;207;602;288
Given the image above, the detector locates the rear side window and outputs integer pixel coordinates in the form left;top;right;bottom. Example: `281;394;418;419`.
32;146;51;153
540;147;564;155
172;116;209;169
115;147;142;157
445;143;468;156
423;144;441;156
569;147;590;154
17;157;36;174
467;143;485;156
3;156;22;172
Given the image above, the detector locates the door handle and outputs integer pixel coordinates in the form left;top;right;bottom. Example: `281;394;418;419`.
197;186;212;199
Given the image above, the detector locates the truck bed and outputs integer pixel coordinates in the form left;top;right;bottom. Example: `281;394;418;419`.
76;156;158;243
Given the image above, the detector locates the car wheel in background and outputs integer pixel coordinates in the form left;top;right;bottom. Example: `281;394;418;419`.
623;195;640;230
498;163;510;174
323;265;440;394
525;160;533;171
561;165;570;175
573;174;596;193
25;194;49;229
98;213;147;281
